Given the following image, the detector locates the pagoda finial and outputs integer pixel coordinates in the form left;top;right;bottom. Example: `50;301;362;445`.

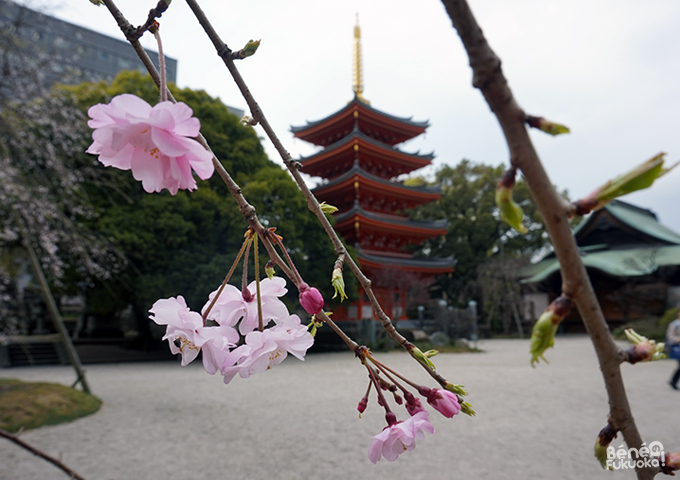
353;14;368;103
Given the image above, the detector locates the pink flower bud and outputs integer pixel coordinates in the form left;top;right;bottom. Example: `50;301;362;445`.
404;392;425;416
357;395;368;415
299;283;324;315
422;387;461;418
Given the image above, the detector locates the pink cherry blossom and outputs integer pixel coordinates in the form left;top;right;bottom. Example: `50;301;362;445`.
425;388;461;418
221;314;314;384
298;282;324;315
203;276;289;335
86;94;214;195
149;296;237;372
367;411;435;464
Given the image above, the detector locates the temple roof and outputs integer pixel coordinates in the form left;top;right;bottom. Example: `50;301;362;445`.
358;250;454;274
298;129;434;180
574;200;680;246
313;165;440;201
334;206;448;236
522;201;680;283
291;96;429;147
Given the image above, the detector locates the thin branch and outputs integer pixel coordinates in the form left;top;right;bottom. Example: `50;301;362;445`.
0;428;86;480
440;1;653;478
100;0;294;283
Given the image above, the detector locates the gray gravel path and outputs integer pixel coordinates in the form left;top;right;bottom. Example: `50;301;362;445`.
1;336;678;480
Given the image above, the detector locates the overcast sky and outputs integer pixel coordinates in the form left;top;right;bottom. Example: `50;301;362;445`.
52;0;680;232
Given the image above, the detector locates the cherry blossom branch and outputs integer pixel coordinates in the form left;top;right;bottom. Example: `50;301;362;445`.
439;1;652;478
182;0;432;364
101;0;458;388
100;0;294;283
0;427;86;480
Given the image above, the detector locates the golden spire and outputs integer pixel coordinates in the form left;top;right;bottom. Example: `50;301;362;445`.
352;14;368;103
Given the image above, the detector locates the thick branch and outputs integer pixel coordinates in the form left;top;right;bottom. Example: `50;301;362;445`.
440;1;652;478
0;428;86;480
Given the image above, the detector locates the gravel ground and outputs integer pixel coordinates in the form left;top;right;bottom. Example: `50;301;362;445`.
1;336;678;480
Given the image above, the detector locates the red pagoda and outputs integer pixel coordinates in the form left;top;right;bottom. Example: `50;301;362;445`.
291;18;453;321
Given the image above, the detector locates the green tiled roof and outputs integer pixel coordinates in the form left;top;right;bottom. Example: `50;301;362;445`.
522;245;680;283
523;201;680;283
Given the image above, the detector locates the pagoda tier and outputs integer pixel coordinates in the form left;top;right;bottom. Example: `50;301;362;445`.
357;251;454;275
291;96;429;147
334;207;447;255
297;129;433;180
312;165;441;214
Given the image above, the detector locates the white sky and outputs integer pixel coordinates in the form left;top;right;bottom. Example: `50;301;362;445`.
51;0;680;232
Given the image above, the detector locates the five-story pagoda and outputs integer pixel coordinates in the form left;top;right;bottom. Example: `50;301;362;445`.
291;18;453;321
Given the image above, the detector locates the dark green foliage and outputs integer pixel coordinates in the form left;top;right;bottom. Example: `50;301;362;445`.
410;160;553;306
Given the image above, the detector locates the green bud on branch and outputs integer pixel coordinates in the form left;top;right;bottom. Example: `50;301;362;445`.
496;168;528;234
460;401;476;417
594;423;617;470
319;201;338;215
572;153;678;216
529;295;572;366
331;267;348;302
622;328;665;363
411;345;436;370
525;115;570;136
443;381;468;396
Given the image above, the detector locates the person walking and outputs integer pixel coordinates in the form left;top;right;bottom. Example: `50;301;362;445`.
667;311;680;390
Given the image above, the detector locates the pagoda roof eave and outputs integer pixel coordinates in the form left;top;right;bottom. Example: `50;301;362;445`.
358;250;454;274
335;206;448;235
290;95;430;135
298;130;434;171
312;165;441;199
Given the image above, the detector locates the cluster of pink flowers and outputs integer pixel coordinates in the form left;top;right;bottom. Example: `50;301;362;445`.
87;94;214;195
149;277;313;383
366;387;461;463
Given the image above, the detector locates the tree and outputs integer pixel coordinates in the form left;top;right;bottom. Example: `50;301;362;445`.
409;159;551;307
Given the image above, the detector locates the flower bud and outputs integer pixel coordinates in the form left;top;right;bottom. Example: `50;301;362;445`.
530;295;572;366
572;153;678;216
319;201;339;215
298;282;324;315
411;345;436;370
443;382;468;397
264;260;276;280
460;401;476;417
357;395;368;417
496;168;528;234
404;391;425;416
525;115;570;136
331;267;348;302
242;39;261;58
594;423;617;470
622;329;665;363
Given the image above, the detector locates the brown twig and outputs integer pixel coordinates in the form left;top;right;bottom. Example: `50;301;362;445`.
440;1;653;478
0;427;86;480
